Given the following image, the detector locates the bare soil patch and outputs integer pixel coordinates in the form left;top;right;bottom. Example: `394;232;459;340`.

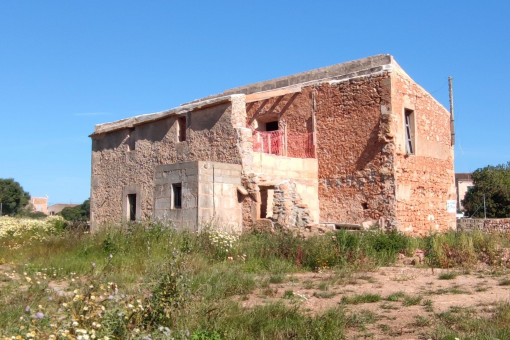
241;266;510;339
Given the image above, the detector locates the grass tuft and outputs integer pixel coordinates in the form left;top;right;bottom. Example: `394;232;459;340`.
438;271;458;280
342;293;381;305
499;278;510;286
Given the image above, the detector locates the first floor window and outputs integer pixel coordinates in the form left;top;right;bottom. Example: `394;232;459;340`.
177;117;186;142
405;109;415;155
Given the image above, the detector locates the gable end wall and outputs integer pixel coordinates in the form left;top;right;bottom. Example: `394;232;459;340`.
391;69;456;235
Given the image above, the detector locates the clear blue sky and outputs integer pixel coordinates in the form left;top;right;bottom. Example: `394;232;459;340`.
1;1;509;205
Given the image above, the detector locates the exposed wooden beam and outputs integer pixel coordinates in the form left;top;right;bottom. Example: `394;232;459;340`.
245;86;302;103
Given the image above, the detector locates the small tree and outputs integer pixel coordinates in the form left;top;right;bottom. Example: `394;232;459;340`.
0;178;31;216
462;162;510;218
60;199;90;221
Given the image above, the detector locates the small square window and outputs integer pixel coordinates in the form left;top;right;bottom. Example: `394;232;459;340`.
404;109;415;155
172;183;182;209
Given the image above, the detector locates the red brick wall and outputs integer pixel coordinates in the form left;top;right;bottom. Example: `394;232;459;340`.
391;69;456;235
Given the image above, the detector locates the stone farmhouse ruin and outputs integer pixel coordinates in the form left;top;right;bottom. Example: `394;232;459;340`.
90;55;456;235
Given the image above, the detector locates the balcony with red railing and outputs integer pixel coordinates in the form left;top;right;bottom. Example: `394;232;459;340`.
252;129;316;159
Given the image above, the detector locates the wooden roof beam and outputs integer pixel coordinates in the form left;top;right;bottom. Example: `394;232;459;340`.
245;85;302;103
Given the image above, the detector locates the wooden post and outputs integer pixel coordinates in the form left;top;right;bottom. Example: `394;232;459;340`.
284;124;288;156
311;87;317;157
268;133;271;154
449;76;455;146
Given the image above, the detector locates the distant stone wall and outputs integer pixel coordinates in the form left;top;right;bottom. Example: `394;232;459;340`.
457;218;510;232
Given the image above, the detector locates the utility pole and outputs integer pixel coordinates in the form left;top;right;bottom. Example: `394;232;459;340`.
449;76;455;146
0;202;2;217
483;194;487;220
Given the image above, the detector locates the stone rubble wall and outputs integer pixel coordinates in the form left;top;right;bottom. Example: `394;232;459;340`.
314;75;396;227
90;103;243;230
238;151;319;230
245;74;397;229
391;68;456;235
90;56;456;235
271;180;313;228
457;218;510;233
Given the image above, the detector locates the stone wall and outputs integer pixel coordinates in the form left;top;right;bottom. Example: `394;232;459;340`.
391;68;456;235
153;161;242;232
314;75;396;226
246;88;312;135
90;55;456;235
457;218;510;233
245;152;319;227
198;161;243;233
90;102;243;230
272;180;313;228
245;74;396;228
153;162;200;230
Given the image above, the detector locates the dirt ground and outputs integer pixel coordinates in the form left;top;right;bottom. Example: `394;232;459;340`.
2;261;509;339
241;264;510;339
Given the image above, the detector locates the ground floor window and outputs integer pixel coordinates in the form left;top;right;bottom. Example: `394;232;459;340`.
172;183;182;209
127;194;136;221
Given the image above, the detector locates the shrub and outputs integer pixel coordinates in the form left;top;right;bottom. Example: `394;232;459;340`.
424;231;506;268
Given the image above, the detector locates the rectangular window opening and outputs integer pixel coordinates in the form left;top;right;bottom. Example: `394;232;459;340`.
404;109;415;155
127;194;136;221
258;186;274;219
265;121;279;131
177;117;186;142
127;128;135;151
259;187;268;218
172;183;182;209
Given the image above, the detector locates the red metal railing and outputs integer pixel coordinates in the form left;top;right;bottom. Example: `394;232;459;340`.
252;130;284;156
252;130;315;158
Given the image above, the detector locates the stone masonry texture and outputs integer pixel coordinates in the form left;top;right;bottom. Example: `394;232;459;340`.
90;55;456;235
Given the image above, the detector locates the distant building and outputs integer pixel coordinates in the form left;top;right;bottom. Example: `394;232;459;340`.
29;197;48;215
455;173;474;212
48;204;79;216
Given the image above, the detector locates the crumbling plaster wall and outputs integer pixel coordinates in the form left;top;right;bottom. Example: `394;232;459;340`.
391;69;456;235
90;103;243;230
314;74;396;226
